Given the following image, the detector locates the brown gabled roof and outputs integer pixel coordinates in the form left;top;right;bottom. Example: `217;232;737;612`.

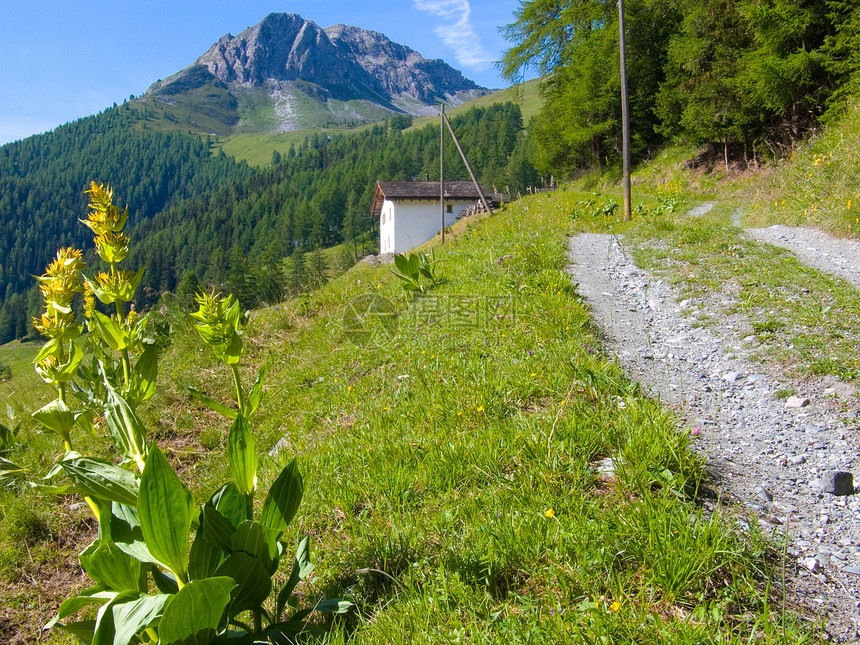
371;180;489;217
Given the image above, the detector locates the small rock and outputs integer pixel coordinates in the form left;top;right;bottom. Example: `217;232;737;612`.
596;457;616;477
822;471;854;496
801;557;820;572
844;566;860;575
785;396;810;409
723;371;739;383
755;485;773;502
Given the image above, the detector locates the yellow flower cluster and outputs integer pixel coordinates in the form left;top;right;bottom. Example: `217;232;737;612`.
82;182;130;264
33;248;85;339
655;179;684;195
191;289;243;348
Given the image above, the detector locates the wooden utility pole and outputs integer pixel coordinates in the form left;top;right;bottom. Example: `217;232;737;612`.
440;103;446;242
442;111;493;216
619;0;632;221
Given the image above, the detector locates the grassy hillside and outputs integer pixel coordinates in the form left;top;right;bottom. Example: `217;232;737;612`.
409;78;544;131
0;180;810;642
738;102;860;237
10;82;858;645
212;80;543;167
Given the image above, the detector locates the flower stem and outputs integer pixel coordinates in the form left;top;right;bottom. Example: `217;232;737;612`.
114;298;131;387
230;364;246;417
109;261;132;387
57;339;68;406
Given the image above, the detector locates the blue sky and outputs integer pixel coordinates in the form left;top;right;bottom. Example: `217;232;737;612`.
0;0;525;146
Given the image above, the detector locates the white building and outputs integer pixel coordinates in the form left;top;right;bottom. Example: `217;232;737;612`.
372;180;493;254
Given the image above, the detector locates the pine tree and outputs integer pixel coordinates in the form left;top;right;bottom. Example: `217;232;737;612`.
286;246;307;296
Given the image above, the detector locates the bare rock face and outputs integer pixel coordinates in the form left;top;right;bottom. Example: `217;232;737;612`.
324;23;485;104
197;14;363;95
161;12;487;110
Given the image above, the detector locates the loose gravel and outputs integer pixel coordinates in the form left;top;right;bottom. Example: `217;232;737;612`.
746;225;860;291
567;223;860;642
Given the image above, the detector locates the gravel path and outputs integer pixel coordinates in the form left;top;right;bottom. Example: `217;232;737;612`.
746;225;860;290
567;224;860;642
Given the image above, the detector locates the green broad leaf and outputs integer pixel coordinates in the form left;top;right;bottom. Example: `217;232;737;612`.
112;594;171;644
92;591;171;645
182;386;238;420
75;409;96;436
110;503;158;566
259;458;303;535
314;598;353;614
209;482;248;528
83;274;110;304
91;590;141;645
32;398;75;439
215;552;271;616
126;343;158;406
139;446;194;583
0;457;27;481
246;365;266;416
120;265;147;302
30;482;84;496
91;310;130;351
230;521;279;575
190;321;221;346
80;537;143;593
227;415;257;498
224;297;243;330
55;619;97;643
201;502;238;553
54;341;85;383
391;270;420;289
159;577;235;645
276;537;313;620
60;457;139;506
46;452;80;478
217;331;244;365
393;253;411;275
408;253;421;275
149;563;180;594
419;267;434;282
45;585;114;630
103;382;148;469
188;526;224;581
265;610;317;639
129;312;151;344
33;337;61;364
0;420;19;451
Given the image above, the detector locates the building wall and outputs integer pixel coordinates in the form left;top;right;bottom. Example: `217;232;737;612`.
380;198;473;254
379;200;397;253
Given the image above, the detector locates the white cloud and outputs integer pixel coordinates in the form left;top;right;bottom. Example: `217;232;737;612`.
413;0;495;69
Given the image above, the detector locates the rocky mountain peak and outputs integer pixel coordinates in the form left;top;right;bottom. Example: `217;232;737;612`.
196;13;345;87
146;12;490;133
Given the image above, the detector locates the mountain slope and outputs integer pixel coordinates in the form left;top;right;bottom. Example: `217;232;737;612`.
145;13;490;134
0;100;532;344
